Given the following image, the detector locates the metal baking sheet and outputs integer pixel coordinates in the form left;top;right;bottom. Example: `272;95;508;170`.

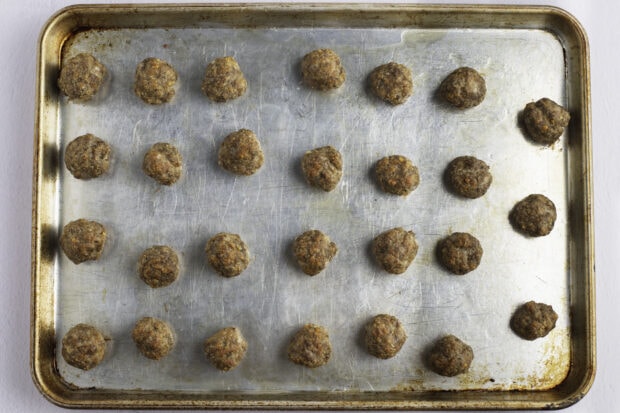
32;4;594;410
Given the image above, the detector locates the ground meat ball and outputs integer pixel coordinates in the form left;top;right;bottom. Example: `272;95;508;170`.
372;227;418;274
522;98;571;145
203;327;248;371
375;155;420;196
64;133;112;180
133;57;177;104
60;219;107;264
61;324;106;370
218;129;264;176
427;335;474;377
439;67;486;109
132;317;175;360
138;245;180;288
437;232;483;275
205;233;250;277
369;62;413;105
444;156;492;199
301;146;343;191
58;53;107;101
510;301;558;340
301;49;346;91
201;56;247;102
364;314;407;359
287;324;332;368
292;230;337;276
142;142;182;185
509;194;557;237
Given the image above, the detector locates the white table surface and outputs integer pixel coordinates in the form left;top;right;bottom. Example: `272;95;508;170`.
0;0;614;412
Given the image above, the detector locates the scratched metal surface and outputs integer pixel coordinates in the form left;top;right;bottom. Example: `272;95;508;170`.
54;27;570;392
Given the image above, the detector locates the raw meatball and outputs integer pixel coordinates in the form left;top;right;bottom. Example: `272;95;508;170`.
133;57;177;104
58;53;107;101
369;62;413;105
203;327;248;371
522;98;571;145
301;146;343;191
427;335;474;377
60;219;106;264
444;156;492;199
138;245;180;288
287;324;332;368
292;230;337;276
132;317;175;360
510;301;558;340
301;49;346;91
375;155;420;196
218;129;264;176
439;67;486;109
509;194;557;237
205;233;250;277
364;314;407;359
64;133;112;180
437;232;483;275
61;324;106;370
142;142;182;185
201;56;247;102
372;227;418;274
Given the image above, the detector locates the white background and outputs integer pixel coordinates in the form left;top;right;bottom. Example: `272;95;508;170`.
0;1;614;412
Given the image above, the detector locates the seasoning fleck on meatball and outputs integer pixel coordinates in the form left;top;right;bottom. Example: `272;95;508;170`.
58;53;107;101
437;232;483;275
138;245;180;288
287;324;332;368
292;230;337;276
64;133;112;180
133;57;178;104
372;227;418;274
427;335;474;377
60;219;107;264
205;233;250;278
301;146;343;192
439;67;486;109
444;156;492;199
132;317;175;360
369;62;413;105
510;301;558;340
204;327;248;371
61;324;106;370
509;194;557;237
364;314;407;359
201;56;247;102
375;155;420;196
301;49;346;91
522;98;570;145
142;142;182;185
218;129;264;176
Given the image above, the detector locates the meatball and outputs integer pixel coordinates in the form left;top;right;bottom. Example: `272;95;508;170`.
439;67;486;109
437;232;483;275
522;98;571;145
509;194;557;237
60;219;107;264
205;233;250;278
287;324;332;368
64;133;112;180
58;53;107;101
301;49;346;91
301;146;343;192
510;301;558;340
138;245;180;288
133;57;177;104
375;155;420;196
292;230;337;276
142;142;182;185
369;62;413;105
372;227;418;274
218;129;264;176
444;156;492;199
427;335;474;377
132;317;175;360
201;56;247;102
203;327;248;371
364;314;407;359
61;324;106;370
